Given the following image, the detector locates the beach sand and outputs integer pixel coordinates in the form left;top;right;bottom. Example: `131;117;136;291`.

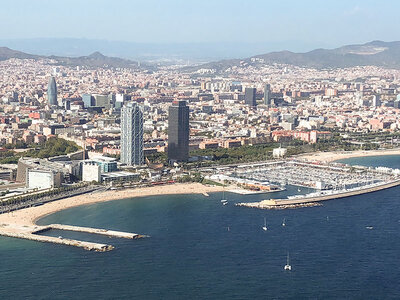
0;183;224;227
298;148;400;163
2;149;399;227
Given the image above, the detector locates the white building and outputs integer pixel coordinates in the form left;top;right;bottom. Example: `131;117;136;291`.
26;169;62;189
82;161;101;182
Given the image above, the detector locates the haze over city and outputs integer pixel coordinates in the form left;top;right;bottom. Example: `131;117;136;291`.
1;0;400;60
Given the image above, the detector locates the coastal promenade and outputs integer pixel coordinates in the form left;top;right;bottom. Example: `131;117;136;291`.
237;179;400;209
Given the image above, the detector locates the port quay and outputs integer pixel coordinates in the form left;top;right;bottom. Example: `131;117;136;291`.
203;160;400;209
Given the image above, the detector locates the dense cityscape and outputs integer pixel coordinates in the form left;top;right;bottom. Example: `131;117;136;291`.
0;55;398;192
1;1;400;299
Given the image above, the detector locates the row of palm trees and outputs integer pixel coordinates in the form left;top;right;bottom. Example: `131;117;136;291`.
0;183;96;213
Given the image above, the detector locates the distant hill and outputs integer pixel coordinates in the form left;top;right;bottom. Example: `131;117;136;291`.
0;47;141;69
0;38;322;63
185;40;400;71
0;47;39;60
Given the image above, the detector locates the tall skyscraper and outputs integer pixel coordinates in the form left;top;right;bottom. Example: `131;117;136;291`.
264;84;271;106
47;76;57;106
245;87;257;107
120;103;144;166
372;94;381;107
168;100;189;162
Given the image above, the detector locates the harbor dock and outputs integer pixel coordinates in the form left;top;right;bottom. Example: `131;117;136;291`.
237;179;400;209
0;223;145;251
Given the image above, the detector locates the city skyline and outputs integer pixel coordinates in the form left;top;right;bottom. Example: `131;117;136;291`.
0;1;399;298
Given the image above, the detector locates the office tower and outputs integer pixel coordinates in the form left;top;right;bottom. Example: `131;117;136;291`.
64;99;71;111
230;83;242;92
93;94;109;108
11;91;18;102
120;103;144;166
372;94;381;107
82;94;95;108
107;93;115;109
168;100;189;162
264;84;271;106
355;91;363;106
245;87;257;107
47;76;57;106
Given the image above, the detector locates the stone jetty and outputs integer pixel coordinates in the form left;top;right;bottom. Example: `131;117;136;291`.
0;223;145;251
237;179;400;210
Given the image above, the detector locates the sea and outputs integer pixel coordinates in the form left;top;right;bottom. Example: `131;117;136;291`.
0;155;399;299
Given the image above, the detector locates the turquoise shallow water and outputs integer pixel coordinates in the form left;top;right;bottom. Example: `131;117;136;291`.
0;156;399;299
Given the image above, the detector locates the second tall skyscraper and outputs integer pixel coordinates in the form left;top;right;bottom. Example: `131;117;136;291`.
121;102;144;166
168;100;189;162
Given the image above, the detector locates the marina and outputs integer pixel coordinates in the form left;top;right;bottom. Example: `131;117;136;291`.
207;160;397;190
204;159;400;209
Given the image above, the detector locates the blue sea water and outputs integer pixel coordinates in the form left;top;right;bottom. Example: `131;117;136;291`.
0;156;399;299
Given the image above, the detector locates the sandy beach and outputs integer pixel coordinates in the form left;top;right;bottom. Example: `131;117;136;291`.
298;148;400;163
1;149;399;227
0;183;224;227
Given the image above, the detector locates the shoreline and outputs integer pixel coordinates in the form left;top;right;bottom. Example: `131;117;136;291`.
1;149;399;226
0;183;224;227
298;148;400;163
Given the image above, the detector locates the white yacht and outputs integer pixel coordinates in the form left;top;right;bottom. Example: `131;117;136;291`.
284;252;292;271
221;191;228;205
262;217;268;231
282;218;286;227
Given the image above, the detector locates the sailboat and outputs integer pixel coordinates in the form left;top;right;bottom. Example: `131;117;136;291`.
262;217;268;231
282;218;286;227
221;190;228;205
284;252;292;270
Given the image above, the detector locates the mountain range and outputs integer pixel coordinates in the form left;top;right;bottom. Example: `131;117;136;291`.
0;38;321;62
0;47;140;69
186;40;400;71
1;40;400;70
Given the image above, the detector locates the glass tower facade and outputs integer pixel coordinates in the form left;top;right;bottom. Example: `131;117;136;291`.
168;100;189;162
264;83;271;106
245;87;257;107
120;103;144;166
47;76;57;106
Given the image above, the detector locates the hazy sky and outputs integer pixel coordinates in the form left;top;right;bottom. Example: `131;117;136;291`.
0;0;399;49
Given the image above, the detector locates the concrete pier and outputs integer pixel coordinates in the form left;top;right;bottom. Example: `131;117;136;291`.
47;224;144;239
0;223;145;251
237;179;400;209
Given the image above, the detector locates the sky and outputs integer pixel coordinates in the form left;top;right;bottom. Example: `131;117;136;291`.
0;0;399;50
